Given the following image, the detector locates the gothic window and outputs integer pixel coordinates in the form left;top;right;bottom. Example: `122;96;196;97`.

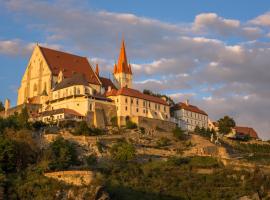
33;84;37;92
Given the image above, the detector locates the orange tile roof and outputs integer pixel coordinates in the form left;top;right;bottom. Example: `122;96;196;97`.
173;102;208;116
41;108;83;117
235;126;259;139
39;46;101;85
99;76;117;91
106;87;168;106
114;40;132;74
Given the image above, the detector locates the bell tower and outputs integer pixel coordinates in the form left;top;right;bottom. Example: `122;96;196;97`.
113;39;133;89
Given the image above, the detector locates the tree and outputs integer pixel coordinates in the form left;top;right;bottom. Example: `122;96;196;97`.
143;89;175;106
18;106;30;129
0;102;4;112
110;141;136;162
0;137;18;172
46;137;78;170
173;127;185;140
217;116;236;135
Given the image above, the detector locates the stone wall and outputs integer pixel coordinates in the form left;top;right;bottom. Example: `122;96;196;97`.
0;103;41;119
132;116;176;132
94;101;117;127
44;170;95;186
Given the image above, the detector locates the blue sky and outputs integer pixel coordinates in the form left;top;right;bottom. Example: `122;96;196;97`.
1;0;270;139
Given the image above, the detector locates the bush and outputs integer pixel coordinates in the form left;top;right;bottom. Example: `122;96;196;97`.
173;127;185;140
73;121;105;136
156;137;170;147
167;156;190;166
32;121;47;131
85;154;97;167
126;120;137;129
139;127;145;134
46;137;79;170
110;141;136;162
110;116;118;127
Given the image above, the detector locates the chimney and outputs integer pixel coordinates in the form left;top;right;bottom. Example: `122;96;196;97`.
95;64;99;76
4;99;10;117
58;70;64;83
185;99;189;106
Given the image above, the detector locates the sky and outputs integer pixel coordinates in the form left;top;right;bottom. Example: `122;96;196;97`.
0;0;270;139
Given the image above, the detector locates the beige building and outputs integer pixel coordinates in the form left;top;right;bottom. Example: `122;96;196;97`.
172;100;208;132
106;87;170;125
13;39;173;128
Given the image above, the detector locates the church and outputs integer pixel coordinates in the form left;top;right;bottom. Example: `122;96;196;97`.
15;40;173;129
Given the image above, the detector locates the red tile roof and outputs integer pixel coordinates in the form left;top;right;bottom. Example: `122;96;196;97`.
173;102;208;116
235;126;259;139
106;87;168;106
39;46;101;85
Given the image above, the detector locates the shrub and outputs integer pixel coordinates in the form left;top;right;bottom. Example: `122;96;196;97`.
110;116;118;127
173;127;185;140
73;121;105;136
32;121;47;131
46;137;79;170
85;154;97;167
167;156;190;166
139;127;145;134
110;141;136;162
126;120;137;129
156;137;170;147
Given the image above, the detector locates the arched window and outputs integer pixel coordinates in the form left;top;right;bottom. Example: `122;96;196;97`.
33;84;37;92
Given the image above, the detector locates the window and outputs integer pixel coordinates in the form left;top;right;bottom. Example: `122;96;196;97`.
125;98;128;103
131;98;133;104
136;108;139;112
89;104;92;111
77;103;79;106
125;106;128;111
136;99;139;105
143;101;146;107
164;106;166;112
77;88;80;95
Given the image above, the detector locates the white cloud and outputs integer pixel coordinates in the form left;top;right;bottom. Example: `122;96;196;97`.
250;12;270;26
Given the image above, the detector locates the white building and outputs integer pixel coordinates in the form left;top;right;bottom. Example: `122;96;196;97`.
172;100;208;132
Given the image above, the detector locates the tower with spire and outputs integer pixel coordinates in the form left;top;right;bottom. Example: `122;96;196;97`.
113;39;133;89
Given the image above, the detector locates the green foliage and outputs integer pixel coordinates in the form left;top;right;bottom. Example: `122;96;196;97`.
32;121;47;131
156;137;170;147
126;120;137;129
110;141;136;162
0;101;4;112
218;115;236;135
188;156;221;168
73;121;105;136
103;159;263;200
85;154;97;167
167;156;190;166
139;127;145;134
194;126;214;138
0;137;18;172
18;106;30;129
46;137;79;170
172;127;185;140
110;116;118;127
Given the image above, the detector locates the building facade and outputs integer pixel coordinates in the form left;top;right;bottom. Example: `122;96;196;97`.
172;100;208;132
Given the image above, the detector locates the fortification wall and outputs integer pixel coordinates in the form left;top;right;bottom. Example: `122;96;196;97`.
44;170;95;186
133;116;176;132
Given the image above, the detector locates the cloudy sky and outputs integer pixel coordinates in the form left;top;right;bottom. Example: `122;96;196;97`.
0;0;270;139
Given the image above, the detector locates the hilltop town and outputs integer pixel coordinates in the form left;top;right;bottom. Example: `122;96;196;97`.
0;40;270;200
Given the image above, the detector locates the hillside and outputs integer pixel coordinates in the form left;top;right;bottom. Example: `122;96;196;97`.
1;117;270;200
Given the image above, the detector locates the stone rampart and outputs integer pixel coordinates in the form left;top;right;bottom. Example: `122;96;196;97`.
44;170;95;186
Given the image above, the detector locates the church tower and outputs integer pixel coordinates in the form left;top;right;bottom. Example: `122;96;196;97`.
113;39;133;89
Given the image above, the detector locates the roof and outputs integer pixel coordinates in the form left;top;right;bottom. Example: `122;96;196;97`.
114;40;132;74
173;102;208;116
41;108;83;117
99;76;117;91
235;126;259;139
39;46;100;85
106;87;168;106
53;73;89;91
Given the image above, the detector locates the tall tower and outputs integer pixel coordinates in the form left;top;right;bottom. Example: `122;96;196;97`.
113;39;133;89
